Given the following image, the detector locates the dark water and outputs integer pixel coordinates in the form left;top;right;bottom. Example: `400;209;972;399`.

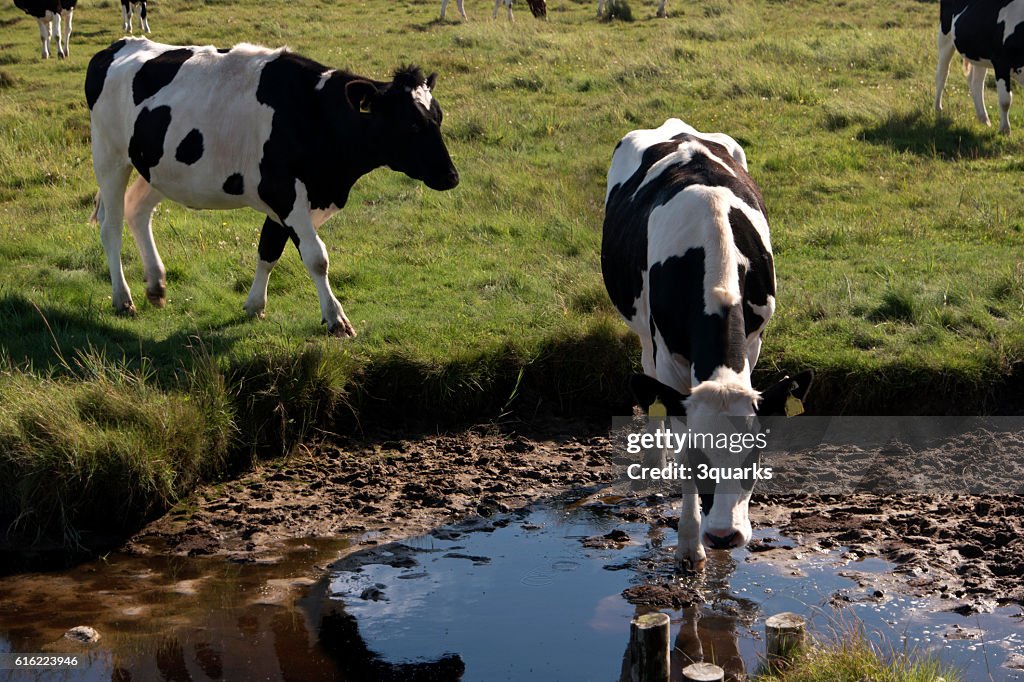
1;499;1022;681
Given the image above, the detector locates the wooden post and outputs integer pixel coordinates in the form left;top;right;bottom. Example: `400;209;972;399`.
765;612;806;663
630;612;670;682
682;662;725;681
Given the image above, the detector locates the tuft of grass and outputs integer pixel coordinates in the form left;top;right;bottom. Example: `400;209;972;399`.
755;619;962;682
601;0;633;22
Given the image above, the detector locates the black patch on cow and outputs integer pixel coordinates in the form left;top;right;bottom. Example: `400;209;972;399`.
132;48;193;105
217;47;230;54
222;173;244;195
942;0;1024;88
728;207;775;338
128;105;171;182
175;128;204;165
85;39;127;110
602;134;765;323
648;252;747;383
15;0;76;17
257;217;299;263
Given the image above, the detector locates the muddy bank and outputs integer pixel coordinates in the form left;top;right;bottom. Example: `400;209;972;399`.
126;419;618;563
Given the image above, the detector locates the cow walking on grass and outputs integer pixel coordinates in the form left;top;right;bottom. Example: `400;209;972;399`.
602;119;812;569
86;38;459;335
121;0;150;33
936;0;1024;134
14;0;76;59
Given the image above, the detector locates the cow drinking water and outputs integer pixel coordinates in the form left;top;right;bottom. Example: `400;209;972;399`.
86;38;459;335
602;119;812;569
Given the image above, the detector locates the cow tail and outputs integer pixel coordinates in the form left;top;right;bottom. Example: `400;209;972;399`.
89;191;103;225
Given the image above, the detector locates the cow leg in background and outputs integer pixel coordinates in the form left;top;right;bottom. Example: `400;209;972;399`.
36;15;51;59
995;63;1014;134
935;28;957;116
656;0;667;17
597;0;605;17
50;11;64;59
139;2;150;33
122;2;131;32
95;161;136;314
58;8;72;58
244;217;297;319
967;62;991;126
124;177;167;307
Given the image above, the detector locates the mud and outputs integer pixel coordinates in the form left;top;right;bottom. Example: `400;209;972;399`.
125;419;1024;612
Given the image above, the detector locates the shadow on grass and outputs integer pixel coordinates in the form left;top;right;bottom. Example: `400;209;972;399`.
858;109;1001;160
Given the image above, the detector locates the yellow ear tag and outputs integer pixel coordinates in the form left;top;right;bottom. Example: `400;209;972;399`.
784;395;804;417
648;398;667;418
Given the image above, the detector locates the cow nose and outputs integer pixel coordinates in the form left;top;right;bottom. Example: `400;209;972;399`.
704;530;740;550
444;169;459;188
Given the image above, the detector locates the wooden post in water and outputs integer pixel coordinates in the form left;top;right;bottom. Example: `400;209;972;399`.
629;612;670;682
681;662;725;681
765;612;807;663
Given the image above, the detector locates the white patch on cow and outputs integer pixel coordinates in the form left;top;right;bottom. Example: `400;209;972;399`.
315;69;335;91
999;0;1024;43
647;187;742;315
411;84;433;111
310;203;340;229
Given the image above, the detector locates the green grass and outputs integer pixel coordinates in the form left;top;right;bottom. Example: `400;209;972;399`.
755;619;962;682
1;0;1023;539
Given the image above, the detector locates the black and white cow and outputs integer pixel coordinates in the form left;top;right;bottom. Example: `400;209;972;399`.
602;119;812;569
936;0;1024;134
121;0;150;33
86;39;459;334
440;0;514;21
13;0;76;59
598;0;666;18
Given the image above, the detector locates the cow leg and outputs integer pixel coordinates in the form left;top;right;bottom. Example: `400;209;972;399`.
493;0;500;19
597;0;605;17
139;2;150;33
51;11;65;59
995;63;1013;134
676;477;707;570
656;0;667;17
440;0;450;19
122;2;131;32
507;0;514;21
934;29;956;115
967;62;991;126
287;211;355;337
59;9;72;58
457;0;467;19
244;217;297;319
95;162;136;315
124;177;167;307
36;16;51;59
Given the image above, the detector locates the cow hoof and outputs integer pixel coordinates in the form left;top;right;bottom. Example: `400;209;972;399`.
115;302;137;317
328;320;357;338
146;291;166;308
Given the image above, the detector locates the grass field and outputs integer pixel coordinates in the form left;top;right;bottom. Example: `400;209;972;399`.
1;0;1023;538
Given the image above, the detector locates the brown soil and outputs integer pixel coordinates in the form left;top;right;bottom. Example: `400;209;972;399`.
126;419;1024;609
126;419;618;563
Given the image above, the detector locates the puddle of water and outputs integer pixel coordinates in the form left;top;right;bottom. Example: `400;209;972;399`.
1;499;1022;681
328;501;1024;682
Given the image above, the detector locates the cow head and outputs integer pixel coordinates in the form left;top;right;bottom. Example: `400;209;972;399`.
345;66;459;191
630;369;814;561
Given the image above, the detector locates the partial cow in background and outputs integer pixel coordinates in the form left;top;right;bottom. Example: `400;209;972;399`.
121;0;150;33
598;0;666;18
602;119;812;568
526;0;546;18
936;0;1024;134
13;0;76;59
440;0;514;21
86;39;459;334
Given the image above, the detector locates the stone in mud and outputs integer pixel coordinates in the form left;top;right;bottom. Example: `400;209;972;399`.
581;529;630;549
622;583;701;610
64;626;100;644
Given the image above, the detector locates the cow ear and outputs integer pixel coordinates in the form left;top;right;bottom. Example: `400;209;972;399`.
426;72;438;90
630;374;688;417
346;80;379;114
755;370;815;416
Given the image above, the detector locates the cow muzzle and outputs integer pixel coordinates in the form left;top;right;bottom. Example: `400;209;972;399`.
704;529;743;550
427;168;459;191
